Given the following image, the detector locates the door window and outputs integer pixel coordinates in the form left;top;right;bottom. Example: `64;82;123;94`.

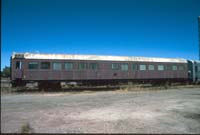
16;61;22;69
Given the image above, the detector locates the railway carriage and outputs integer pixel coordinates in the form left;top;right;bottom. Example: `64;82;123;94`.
11;52;190;89
194;61;200;82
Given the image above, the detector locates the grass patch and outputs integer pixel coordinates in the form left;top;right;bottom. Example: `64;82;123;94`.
1;87;18;93
118;83;200;92
21;122;34;133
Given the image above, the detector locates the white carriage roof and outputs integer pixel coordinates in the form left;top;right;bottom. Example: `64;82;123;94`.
12;52;187;63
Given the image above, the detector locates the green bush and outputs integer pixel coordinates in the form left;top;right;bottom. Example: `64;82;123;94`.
1;66;11;77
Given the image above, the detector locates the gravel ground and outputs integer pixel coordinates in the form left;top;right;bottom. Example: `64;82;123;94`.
1;88;200;133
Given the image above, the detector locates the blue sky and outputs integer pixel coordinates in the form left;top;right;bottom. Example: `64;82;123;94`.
1;0;200;70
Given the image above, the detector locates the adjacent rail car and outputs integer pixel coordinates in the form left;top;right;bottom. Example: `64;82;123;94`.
11;53;190;89
194;61;200;82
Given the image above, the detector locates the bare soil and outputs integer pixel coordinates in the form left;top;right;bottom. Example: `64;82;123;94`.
1;88;200;133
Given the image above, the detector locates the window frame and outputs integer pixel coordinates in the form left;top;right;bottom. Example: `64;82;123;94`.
121;63;129;71
40;62;51;69
166;65;172;70
148;65;155;71
139;64;146;71
89;63;98;70
64;62;73;70
78;63;87;70
158;65;164;71
178;65;184;71
15;61;22;69
28;62;39;70
111;63;119;70
132;64;137;71
198;65;200;72
52;62;62;70
172;65;177;71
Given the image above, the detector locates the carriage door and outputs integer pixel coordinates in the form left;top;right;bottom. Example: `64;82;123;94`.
15;61;23;79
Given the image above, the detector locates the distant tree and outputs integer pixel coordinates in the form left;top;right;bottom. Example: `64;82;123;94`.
1;66;11;77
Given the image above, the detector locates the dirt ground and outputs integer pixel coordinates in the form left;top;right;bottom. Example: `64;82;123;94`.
1;88;200;133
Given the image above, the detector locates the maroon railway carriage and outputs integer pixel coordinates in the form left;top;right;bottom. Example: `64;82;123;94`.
11;53;188;88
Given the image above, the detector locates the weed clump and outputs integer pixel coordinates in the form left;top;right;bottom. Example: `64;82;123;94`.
21;122;34;133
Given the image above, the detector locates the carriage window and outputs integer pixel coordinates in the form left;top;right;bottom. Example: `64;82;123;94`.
172;65;177;71
158;65;164;71
139;65;146;71
16;61;22;69
78;63;87;70
132;64;137;71
148;65;155;70
53;62;62;70
89;63;98;70
65;63;73;70
28;62;38;69
195;66;198;72
121;64;128;71
41;62;50;69
198;66;200;72
112;63;119;70
166;65;172;70
179;65;184;71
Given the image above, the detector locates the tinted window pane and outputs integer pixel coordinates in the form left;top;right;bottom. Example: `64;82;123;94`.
172;65;177;71
148;65;154;70
112;63;119;70
132;64;137;71
195;65;197;72
139;65;146;71
179;65;184;70
16;61;22;69
65;63;73;70
89;63;98;70
53;62;62;70
121;64;128;71
78;63;86;70
166;65;172;70
158;65;164;71
198;66;200;72
41;62;50;69
28;62;38;69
